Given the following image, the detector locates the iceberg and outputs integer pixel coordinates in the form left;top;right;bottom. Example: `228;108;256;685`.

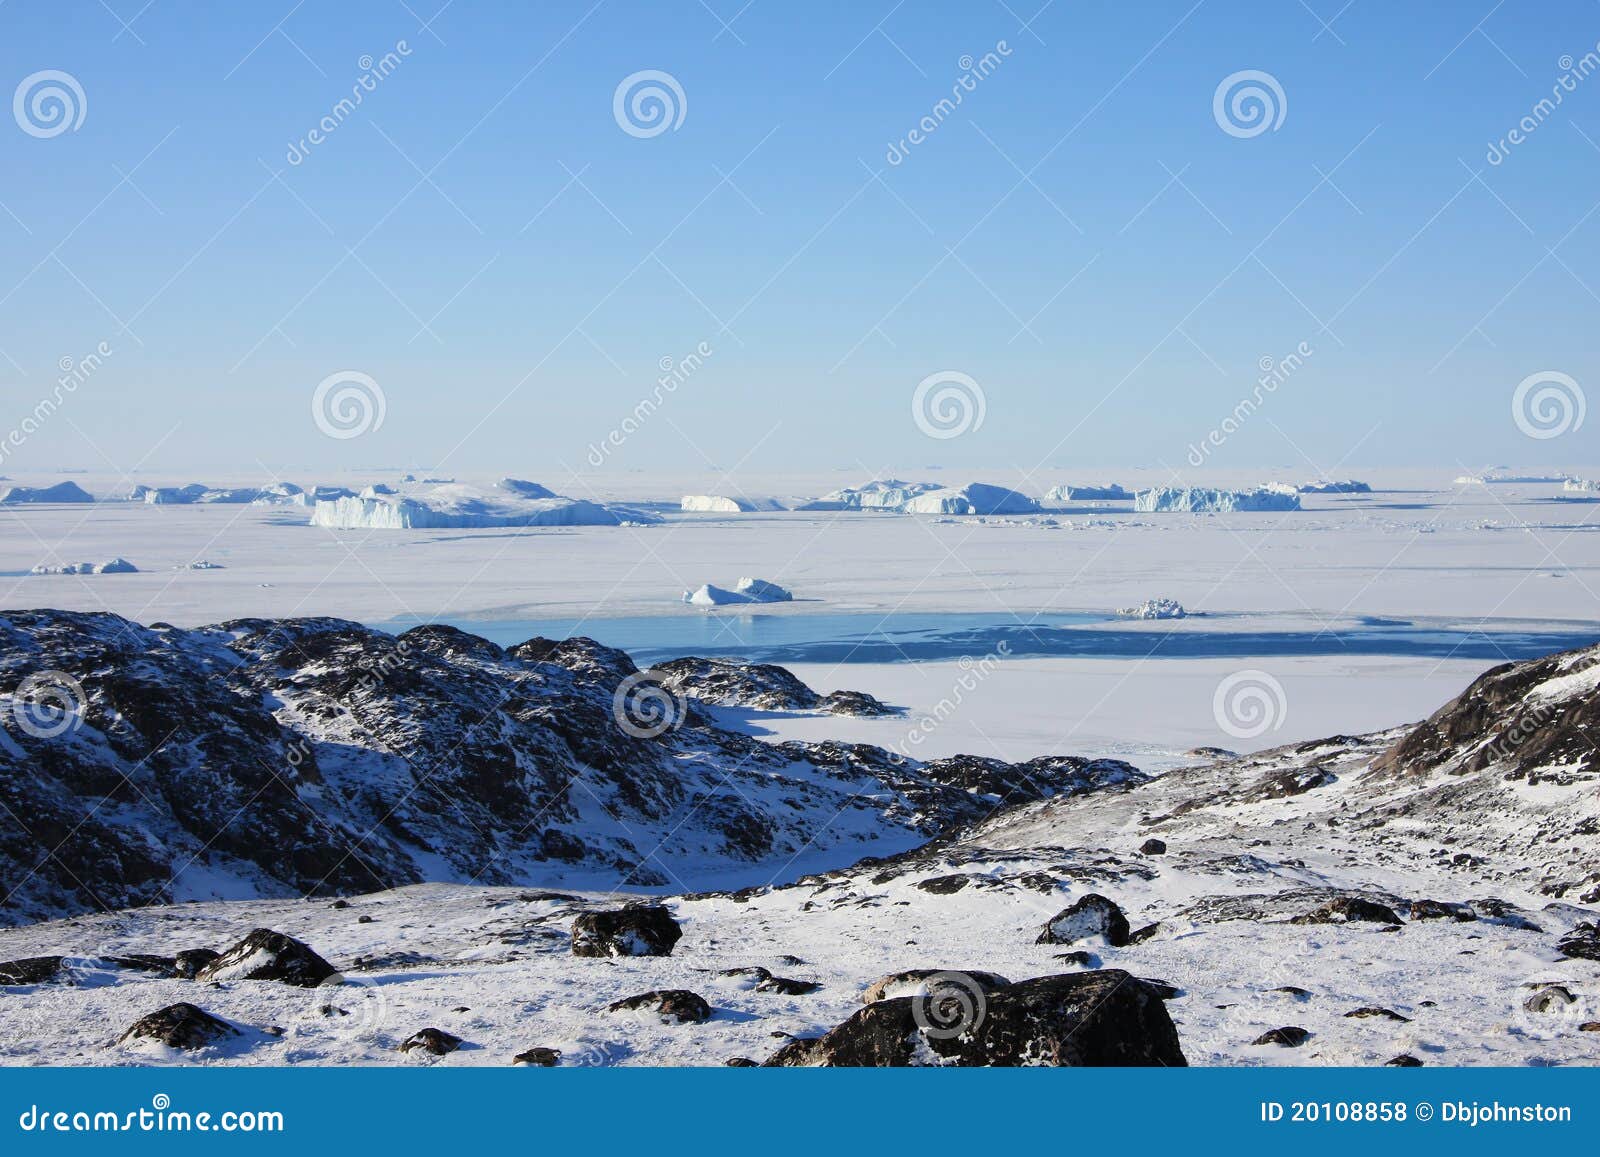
1134;487;1301;513
680;495;785;513
1117;598;1185;620
1043;483;1132;503
902;483;1039;516
497;478;556;499
0;481;94;504
310;482;640;529
1295;479;1371;494
796;479;941;511
1454;472;1568;485
683;576;794;606
1562;478;1599;493
31;557;137;575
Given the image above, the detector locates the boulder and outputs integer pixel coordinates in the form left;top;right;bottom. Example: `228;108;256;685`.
512;1047;561;1066
194;929;337;987
1036;894;1132;947
1251;1026;1312;1047
1385;1054;1423;1066
0;956;66;985
400;1028;462;1055
117;1003;239;1050
765;970;1185;1067
605;989;713;1025
755;975;822;996
1557;922;1600;961
174;948;221;979
1408;899;1475;922
1345;1006;1410;1022
571;906;682;958
1139;838;1167;855
861;969;1011;1004
1289;897;1403;926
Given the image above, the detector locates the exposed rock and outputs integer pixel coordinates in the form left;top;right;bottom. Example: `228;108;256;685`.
195;929;337;987
861;969;1011;1004
0;956;65;985
1385;1054;1424;1066
571;906;682;958
1036;893;1132;947
1523;986;1577;1014
765;970;1186;1067
1139;838;1166;855
755;975;821;996
1408;899;1475;922
1127;922;1162;945
605;989;712;1025
1251;1026;1312;1047
400;1028;462;1055
1346;1007;1410;1022
915;874;974;895
1557;922;1600;961
173;948;221;979
1289;896;1403;926
818;690;897;717
117;1002;238;1050
512;1047;560;1066
724;1056;760;1066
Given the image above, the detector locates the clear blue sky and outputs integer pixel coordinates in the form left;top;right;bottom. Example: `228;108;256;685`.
2;1;1597;476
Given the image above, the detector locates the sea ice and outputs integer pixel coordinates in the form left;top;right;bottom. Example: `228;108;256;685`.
1134;487;1301;513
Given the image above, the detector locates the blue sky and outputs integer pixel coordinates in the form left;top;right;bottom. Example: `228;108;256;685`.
2;1;1598;476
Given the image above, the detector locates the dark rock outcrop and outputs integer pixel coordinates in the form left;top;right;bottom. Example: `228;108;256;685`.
571;906;682;958
512;1047;561;1066
1251;1026;1312;1047
117;1003;239;1050
1036;894;1132;947
194;929;337;987
400;1028;462;1055
765;970;1185;1067
173;948;221;979
604;990;713;1025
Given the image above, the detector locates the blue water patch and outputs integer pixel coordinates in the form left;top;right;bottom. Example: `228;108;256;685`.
380;611;1600;666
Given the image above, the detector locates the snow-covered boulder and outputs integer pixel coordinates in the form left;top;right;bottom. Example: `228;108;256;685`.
1296;479;1371;494
571;906;682;958
31;557;137;575
1117;598;1185;620
311;483;634;529
0;481;93;504
797;479;941;511
680;495;784;513
684;577;794;606
1134;487;1300;513
194;928;337;987
903;483;1039;516
1037;893;1133;946
1044;483;1132;503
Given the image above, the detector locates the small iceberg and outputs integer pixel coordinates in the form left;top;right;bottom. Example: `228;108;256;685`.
0;481;94;504
31;557;137;575
902;483;1039;516
683;577;794;606
1134;487;1301;513
1117;598;1185;620
1295;479;1371;494
796;479;941;511
680;495;785;513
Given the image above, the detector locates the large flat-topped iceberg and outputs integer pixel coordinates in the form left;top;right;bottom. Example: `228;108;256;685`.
902;482;1039;515
1295;479;1371;494
684;576;794;606
1044;483;1132;502
1134;487;1301;513
797;479;940;511
0;481;94;503
680;494;785;513
311;482;636;529
30;557;137;575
